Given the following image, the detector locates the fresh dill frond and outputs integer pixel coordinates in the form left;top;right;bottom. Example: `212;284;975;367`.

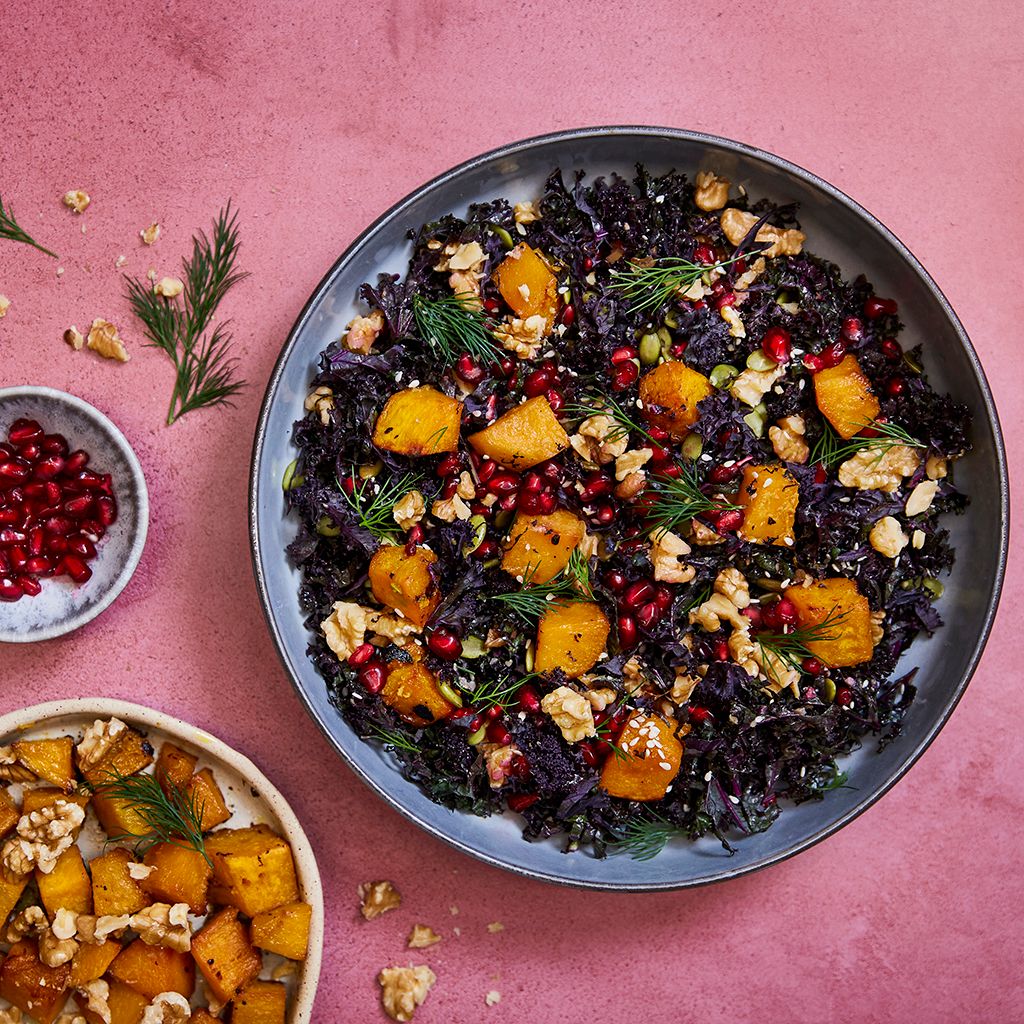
412;292;498;365
564;390;659;448
490;548;594;622
124;202;248;425
89;769;210;866
756;607;848;674
341;470;421;541
593;717;630;762
367;724;421;754
0;193;57;258
644;465;740;537
466;675;535;711
810;420;924;470
608;253;749;316
610;814;686;861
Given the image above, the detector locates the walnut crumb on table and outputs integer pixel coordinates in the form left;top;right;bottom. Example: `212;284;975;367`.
358;880;401;920
378;965;436;1022
62;189;90;214
407;924;441;949
86;318;129;362
0;295;10;318
140;222;161;245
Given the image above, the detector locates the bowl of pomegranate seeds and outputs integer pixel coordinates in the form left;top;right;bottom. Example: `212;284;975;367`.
0;386;148;642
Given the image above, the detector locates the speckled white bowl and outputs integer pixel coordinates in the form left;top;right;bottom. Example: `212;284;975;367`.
0;699;324;1022
0;386;148;643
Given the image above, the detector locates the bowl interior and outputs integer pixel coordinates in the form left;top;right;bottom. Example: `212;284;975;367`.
0;387;148;643
251;129;1007;889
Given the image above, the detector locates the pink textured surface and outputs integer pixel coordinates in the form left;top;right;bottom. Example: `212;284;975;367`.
1;2;1022;1021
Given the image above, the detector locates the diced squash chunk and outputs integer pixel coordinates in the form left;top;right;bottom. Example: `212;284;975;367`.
0;872;29;929
12;737;75;791
186;767;232;831
0;786;19;838
20;787;89;818
535;601;610;679
368;544;441;629
639;362;713;439
813;354;880;439
37;844;92;917
233;980;288;1024
784;577;874;667
372;386;462;456
205;826;299;917
493;243;559;325
190;1012;223;1024
78;724;154;786
92;790;151;838
250;900;312;960
0;940;71;1024
141;842;212;914
77;980;150;1024
191;907;262;1004
109;939;195;1000
469;396;569;470
735;463;800;546
156;742;198;794
600;713;683;801
382;662;455;727
91;847;150;916
501;510;584;584
69;938;121;987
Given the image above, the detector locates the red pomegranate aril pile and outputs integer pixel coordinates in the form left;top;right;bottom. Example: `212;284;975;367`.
864;295;898;319
819;339;847;368
761;326;792;364
0;418;115;601
693;243;716;265
486;721;512;746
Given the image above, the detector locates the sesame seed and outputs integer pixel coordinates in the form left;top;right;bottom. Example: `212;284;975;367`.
704;771;713;782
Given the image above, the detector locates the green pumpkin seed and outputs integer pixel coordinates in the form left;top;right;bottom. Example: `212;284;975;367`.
468;724;488;745
663;312;679;329
463;515;487;555
822;677;837;702
743;409;766;438
746;349;778;372
461;635;487;659
524;640;535;674
281;459;304;491
639;332;661;366
681;434;703;460
438;680;464;707
923;577;945;599
315;516;341;537
490;224;514;249
710;364;739;389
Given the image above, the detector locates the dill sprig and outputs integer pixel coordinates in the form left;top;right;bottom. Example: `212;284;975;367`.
810;420;924;470
466;674;536;711
341;470;421;541
644;466;740;537
756;608;848;674
90;769;211;866
490;548;594;622
412;292;498;365
124;202;248;425
593;717;630;762
610;813;686;861
564;390;659;448
0;193;57;258
367;724;421;753
608;253;750;316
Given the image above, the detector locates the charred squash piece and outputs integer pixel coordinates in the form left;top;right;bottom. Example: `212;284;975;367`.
191;906;263;1004
186;767;232;831
468;396;569;470
493;243;559;325
36;844;92;917
638;362;713;439
372;386;462;456
20;787;89;819
535;601;610;679
0;939;71;1024
91;847;150;916
155;741;198;795
109;938;195;1000
77;724;154;786
0;872;30;930
77;980;150;1024
141;842;212;914
600;713;683;801
12;737;75;791
813;354;880;439
204;826;299;917
232;980;289;1024
784;577;874;666
382;662;455;727
68;938;121;988
735;463;800;546
250;900;312;960
501;510;584;584
0;786;19;838
368;544;442;629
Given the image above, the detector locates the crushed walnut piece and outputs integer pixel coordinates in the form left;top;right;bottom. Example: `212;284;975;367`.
139;992;191;1024
1;799;85;877
140;222;161;246
719;208;805;258
730;362;784;407
689;518;726;546
155;277;183;299
86;318;129;363
0;1007;24;1024
570;414;628;466
694;171;730;211
615;471;647;500
486;921;505;933
127;861;155;880
494;314;547;359
486;990;502;1007
62;190;91;214
905;479;938;517
585;687;618;712
480;742;516;789
131;903;192;952
0;295;10;319
379;965;436;1022
720;304;746;338
671;671;700;704
838;444;920;492
431;493;472;523
393;489;426;530
614;448;652;481
649;528;696;584
321;601;419;662
0;746;36;784
513;200;540;224
344;310;385;354
78;980;111;1024
869;516;909;558
456;471;476;501
73;912;132;945
769;415;809;464
407;924;441;949
434;240;487;297
541;686;596;743
77;717;127;770
870;610;885;645
7;906;79;967
359;880;401;920
925;454;948;480
304;385;334;426
64;325;85;350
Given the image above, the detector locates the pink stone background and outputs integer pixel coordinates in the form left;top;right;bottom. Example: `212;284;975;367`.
2;1;1023;1020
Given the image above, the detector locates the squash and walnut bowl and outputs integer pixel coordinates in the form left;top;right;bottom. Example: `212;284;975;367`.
0;706;320;1024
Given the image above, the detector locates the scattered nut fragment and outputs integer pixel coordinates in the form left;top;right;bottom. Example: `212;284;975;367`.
0;295;10;319
925;454;948;480
694;171;730;211
485;990;502;1007
493;314;547;359
0;1006;25;1023
870;610;886;645
541;686;596;743
570;414;628;466
0;745;36;783
719;208;805;258
769;415;809;464
140;222;161;246
86;318;129;363
76;717;127;770
304;385;334;425
379;965;436;1022
513;200;540;224
78;980;111;1024
131;902;192;952
139;991;190;1024
584;687;617;712
730;362;784;407
321;601;419;662
912;529;926;549
431;493;471;523
155;276;184;299
359;880;401;920
486;921;505;934
407;924;441;949
905;480;939;517
671;670;700;704
720;304;745;338
393;490;426;530
344;310;385;354
1;799;85;877
650;528;696;584
614;448;652;481
62;190;91;214
869;516;909;559
127;861;155;880
838;444;920;492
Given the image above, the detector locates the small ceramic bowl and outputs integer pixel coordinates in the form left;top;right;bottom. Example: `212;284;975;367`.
0;386;148;643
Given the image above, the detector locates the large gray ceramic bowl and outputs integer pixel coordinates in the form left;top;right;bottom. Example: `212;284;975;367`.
250;127;1008;890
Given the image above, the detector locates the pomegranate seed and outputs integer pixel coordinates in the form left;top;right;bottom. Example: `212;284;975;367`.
41;434;69;456
582;256;594;271
27;526;44;556
814;464;828;485
802;354;825;373
802;657;823;676
775;597;797;624
708;463;740;484
545;389;564;413
9;546;27;571
472;540;500;561
523;369;551;397
63;450;90;474
0;528;27;546
880;338;901;361
449;708;478;727
579;743;598;767
24;555;51;575
819;339;847;368
64;494;94;518
579;473;613;501
427;628;462;661
522;472;545;493
23;483;47;501
713;290;736;310
43;516;72;536
603;570;627;593
17;442;42;463
508;793;540;813
611;363;639;391
560;304;575;328
496;357;515;378
66;534;96;559
841;316;863;342
694;243;716;265
835;688;853;707
516;491;546;515
714;639;729;661
592;503;615;525
0;461;30;483
803;686;818;701
15;575;41;597
482;297;500;314
617;614;637;648
340;476;355;495
610;346;639;365
79;519;104;541
442;477;459;499
689;706;712;723
864;296;898;319
538;460;562;482
742;606;762;629
477;459;497;484
498;493;518;511
74;470;105;491
636;601;661;630
536;491;557;515
517;685;541;714
713;509;743;533
487;472;520;496
357;662;386;693
62;554;92;583
623;580;655;609
508;754;531;779
437;453;461;477
671;341;688;357
0;578;23;601
654;585;673;610
762;326;792;363
886;377;906;396
455;354;484;385
0;508;17;525
487;721;512;746
484;705;502;720
8;420;43;446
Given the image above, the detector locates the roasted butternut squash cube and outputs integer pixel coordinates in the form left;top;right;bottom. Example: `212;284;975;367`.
0;940;70;1024
78;725;154;786
0;872;29;929
233;980;288;1024
250;900;312;960
156;742;198;795
382;662;455;727
535;601;610;679
600;713;683;801
501;510;584;584
12;737;75;791
372;386;462;456
813;354;881;439
0;786;19;838
190;1012;223;1024
77;980;150;1024
784;577;874;667
493;243;559;325
639;362;713;440
92;789;150;839
191;907;262;1004
37;844;92;917
69;938;121;987
109;939;195;1001
735;463;800;546
204;826;299;917
469;396;569;470
91;847;150;916
20;787;89;818
368;544;441;629
186;768;232;831
141;842;212;914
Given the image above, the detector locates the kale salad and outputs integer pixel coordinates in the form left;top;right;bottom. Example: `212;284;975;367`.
283;165;968;859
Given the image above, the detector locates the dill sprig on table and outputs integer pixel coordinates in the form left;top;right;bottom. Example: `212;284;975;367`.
644;466;740;537
124;202;248;425
610;814;686;861
756;608;848;674
607;254;749;316
89;769;211;866
412;292;498;365
810;420;924;470
340;470;421;541
490;549;594;622
0;193;57;258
